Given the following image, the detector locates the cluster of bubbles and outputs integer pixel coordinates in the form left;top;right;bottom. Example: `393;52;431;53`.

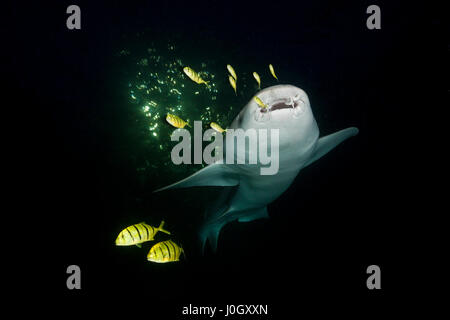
122;42;238;181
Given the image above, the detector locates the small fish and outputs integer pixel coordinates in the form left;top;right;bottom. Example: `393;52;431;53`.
147;240;185;263
269;64;278;81
115;221;171;247
210;122;227;133
254;96;269;109
253;72;261;89
183;66;209;86
229;75;237;95
166;114;190;128
227;64;237;80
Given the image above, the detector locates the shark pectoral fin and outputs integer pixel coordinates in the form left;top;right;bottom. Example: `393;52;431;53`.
153;163;239;192
238;207;269;222
304;127;359;167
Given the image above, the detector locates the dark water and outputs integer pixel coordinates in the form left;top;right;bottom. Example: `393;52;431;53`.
7;0;443;315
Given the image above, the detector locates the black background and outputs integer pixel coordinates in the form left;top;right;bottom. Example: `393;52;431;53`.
5;0;444;316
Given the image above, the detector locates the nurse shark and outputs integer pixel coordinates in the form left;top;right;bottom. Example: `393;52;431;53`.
155;85;358;252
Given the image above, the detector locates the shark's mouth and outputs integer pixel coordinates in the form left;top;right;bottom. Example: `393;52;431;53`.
255;94;305;122
269;100;300;112
270;94;305;118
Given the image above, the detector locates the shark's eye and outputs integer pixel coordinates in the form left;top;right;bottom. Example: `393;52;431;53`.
254;107;271;122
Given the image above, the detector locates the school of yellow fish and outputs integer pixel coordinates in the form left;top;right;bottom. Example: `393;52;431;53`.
115;220;185;263
117;63;280;263
165;63;280;132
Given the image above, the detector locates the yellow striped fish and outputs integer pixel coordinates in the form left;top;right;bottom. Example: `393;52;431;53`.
166;113;190;128
183;66;209;86
253;72;261;89
147;240;185;263
227;64;237;80
210;122;227;133
228;75;237;95
269;64;278;81
254;96;269;109
115;221;171;248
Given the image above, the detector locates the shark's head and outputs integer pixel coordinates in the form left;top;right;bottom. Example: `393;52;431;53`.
234;85;319;155
227;85;320;171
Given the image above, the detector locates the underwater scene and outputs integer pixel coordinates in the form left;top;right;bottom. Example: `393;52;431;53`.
95;26;365;308
9;0;444;316
108;30;361;256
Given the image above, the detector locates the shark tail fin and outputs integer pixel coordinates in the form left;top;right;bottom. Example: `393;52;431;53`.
157;220;171;235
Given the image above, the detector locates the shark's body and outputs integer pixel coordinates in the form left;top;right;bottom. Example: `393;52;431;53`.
156;85;358;252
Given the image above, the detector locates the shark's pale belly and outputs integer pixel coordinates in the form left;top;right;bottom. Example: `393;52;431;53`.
229;163;305;212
